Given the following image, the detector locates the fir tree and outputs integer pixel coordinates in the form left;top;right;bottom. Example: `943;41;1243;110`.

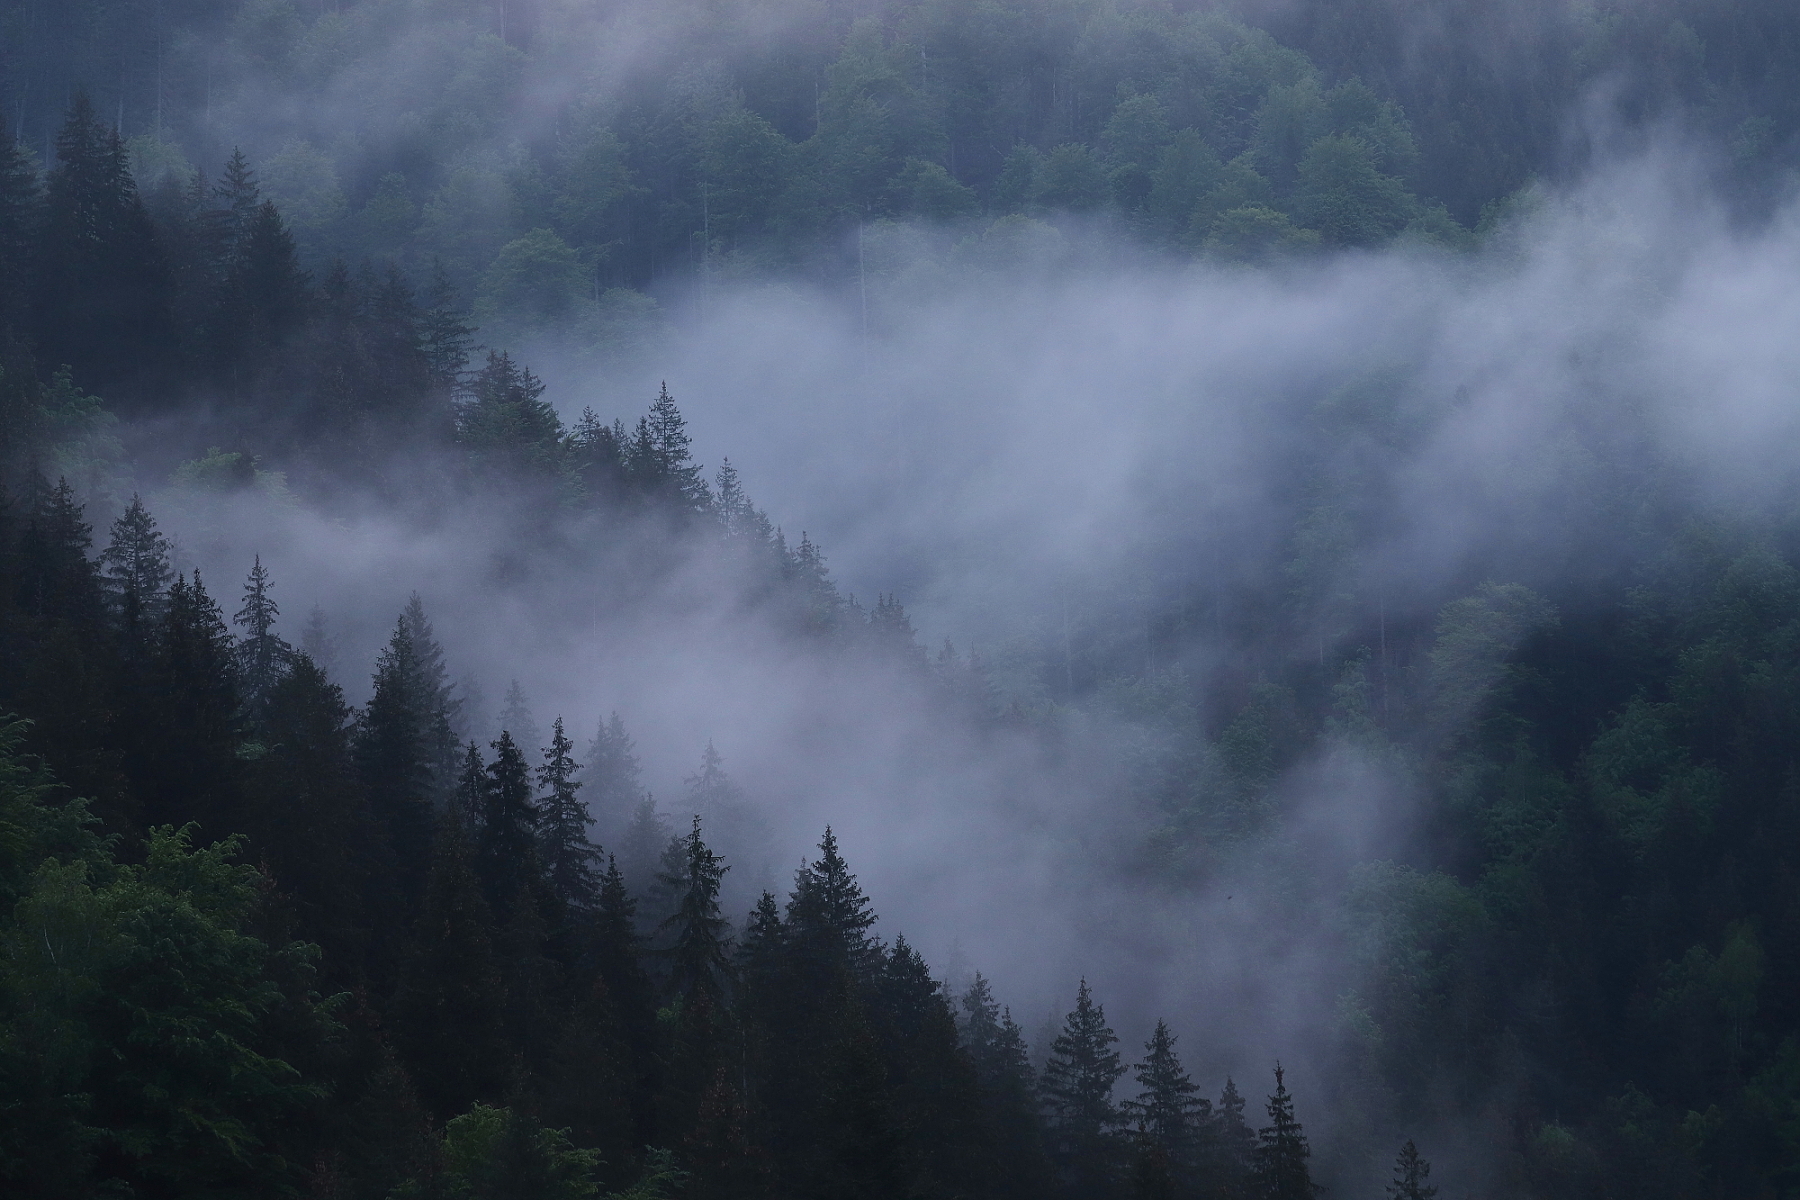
100;494;174;632
537;716;601;914
17;476;102;627
1121;1020;1206;1169
658;816;732;1004
225;200;308;361
1253;1065;1317;1200
391;806;510;1119
1042;979;1126;1199
455;740;487;830
419;257;475;393
628;382;709;511
1212;1077;1258;1199
0;114;40;328
142;570;243;834
594;854;659;1151
356;618;436;900
233;554;292;719
1386;1140;1436;1200
34;92;174;402
617;793;671;912
499;678;539;757
400;594;460;803
584;711;643;838
212;148;261;236
477;730;541;922
786;826;878;979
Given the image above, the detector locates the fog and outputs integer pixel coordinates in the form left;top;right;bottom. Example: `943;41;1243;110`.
125;117;1799;1191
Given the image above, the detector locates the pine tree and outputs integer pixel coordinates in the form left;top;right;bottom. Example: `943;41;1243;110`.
584;711;643;839
658;816;732;1004
786;826;878;979
212;148;261;236
356;618;436;901
594;854;659;1152
225;200;308;363
139;570;244;834
0;115;40;330
100;494;174;633
455;740;487;830
628;383;709;511
477;730;541;922
17;476;102;627
1386;1140;1436;1200
400;594;460;803
246;652;378;984
1253;1065;1317;1200
875;935;988;1194
391;806;510;1119
1042;979;1127;1199
498;678;539;757
960;980;1050;1196
233;554;292;720
1121;1020;1206;1170
537;716;601;914
419;258;475;394
618;794;671;913
1212;1076;1258;1200
34;92;174;403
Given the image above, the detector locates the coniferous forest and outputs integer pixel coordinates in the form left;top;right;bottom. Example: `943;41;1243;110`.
9;2;1800;1198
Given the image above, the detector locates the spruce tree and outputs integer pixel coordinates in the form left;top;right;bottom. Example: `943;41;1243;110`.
17;476;102;627
100;494;174;634
617;793;671;915
0;115;40;330
1253;1065;1317;1200
786;826;878;980
960;975;1050;1197
391;806;510;1119
356;618;436;901
246;652;377;984
233;554;292;720
1122;1020;1206;1169
584;711;643;838
419;257;475;394
400;594;460;803
477;730;541;922
498;678;539;757
1212;1077;1258;1200
141;570;243;834
594;854;659;1150
34;92;174;403
455;740;487;829
537;715;601;914
1386;1140;1436;1200
1042;979;1126;1199
226;200;308;361
658;815;732;1004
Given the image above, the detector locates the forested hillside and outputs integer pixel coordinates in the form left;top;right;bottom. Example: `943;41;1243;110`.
7;2;1800;1199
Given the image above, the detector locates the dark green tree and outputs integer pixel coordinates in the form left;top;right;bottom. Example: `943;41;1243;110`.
1042;979;1126;1199
962;974;1050;1197
583;710;643;838
658;815;732;1004
1122;1020;1206;1171
99;494;173;636
478;730;542;922
537;715;601;914
390;806;510;1119
33;92;173;404
1386;1139;1436;1200
232;554;292;720
1253;1065;1317;1200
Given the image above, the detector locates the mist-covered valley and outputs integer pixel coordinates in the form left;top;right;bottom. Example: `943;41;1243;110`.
7;3;1800;1198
